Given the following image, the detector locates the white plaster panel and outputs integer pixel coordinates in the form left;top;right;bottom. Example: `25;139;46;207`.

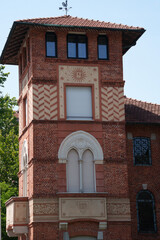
59;197;107;220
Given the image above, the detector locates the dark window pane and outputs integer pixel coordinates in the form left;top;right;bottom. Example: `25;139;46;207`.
98;36;108;59
68;42;76;58
78;43;86;58
98;45;107;59
46;33;56;57
138;202;155;232
78;35;87;43
68;35;76;43
133;137;151;165
46;42;56;57
138;191;153;200
67;34;87;59
137;191;156;233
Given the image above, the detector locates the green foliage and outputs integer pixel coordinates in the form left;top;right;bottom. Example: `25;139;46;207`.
0;95;18;136
0;65;18;240
0;65;9;93
0;182;18;240
0;129;19;187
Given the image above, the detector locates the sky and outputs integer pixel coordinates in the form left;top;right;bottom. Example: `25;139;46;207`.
0;0;160;104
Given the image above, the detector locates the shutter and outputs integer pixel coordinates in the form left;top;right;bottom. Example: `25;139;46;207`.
66;87;92;120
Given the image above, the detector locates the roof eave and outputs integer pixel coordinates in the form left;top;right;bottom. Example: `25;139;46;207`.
0;21;145;65
15;21;145;32
0;22;17;64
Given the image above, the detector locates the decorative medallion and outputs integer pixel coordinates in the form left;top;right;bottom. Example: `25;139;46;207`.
72;68;86;82
77;200;89;214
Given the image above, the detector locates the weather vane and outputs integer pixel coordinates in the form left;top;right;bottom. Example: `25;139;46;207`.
59;0;72;16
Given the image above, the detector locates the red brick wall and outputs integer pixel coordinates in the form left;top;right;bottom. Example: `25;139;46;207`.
29;29;123;83
19;121;128;197
126;124;160;239
17;26;129;240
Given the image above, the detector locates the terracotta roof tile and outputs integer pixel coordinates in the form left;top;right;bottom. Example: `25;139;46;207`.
125;97;160;123
16;15;144;30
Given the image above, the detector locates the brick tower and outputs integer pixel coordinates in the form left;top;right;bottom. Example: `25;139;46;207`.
0;16;145;240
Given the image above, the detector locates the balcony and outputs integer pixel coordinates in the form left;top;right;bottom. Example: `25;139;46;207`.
5;197;28;237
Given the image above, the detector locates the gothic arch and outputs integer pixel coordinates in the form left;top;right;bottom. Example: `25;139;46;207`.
58;130;103;164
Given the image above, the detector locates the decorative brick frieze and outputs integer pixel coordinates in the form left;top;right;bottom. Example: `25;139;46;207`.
29;198;59;223
107;198;131;221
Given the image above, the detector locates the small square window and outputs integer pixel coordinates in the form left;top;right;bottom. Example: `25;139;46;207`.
133;137;152;165
67;34;87;59
66;86;92;120
98;35;108;60
46;32;57;57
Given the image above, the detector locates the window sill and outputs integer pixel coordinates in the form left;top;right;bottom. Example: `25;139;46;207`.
56;192;108;198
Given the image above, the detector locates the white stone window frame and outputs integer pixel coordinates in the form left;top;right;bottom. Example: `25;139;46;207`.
58;131;103;193
21;139;28;197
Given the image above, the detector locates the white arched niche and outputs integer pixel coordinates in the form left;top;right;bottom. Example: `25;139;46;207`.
58;130;103;164
21;139;28;197
58;131;103;193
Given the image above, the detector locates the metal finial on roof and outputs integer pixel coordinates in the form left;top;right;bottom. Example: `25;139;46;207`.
59;0;72;16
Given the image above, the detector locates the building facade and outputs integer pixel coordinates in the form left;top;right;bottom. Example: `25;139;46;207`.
0;15;160;240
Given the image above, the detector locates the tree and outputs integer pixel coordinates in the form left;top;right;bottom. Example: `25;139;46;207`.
0;65;9;93
0;182;18;240
0;65;18;240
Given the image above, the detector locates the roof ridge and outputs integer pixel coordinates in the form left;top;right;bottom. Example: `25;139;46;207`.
16;15;70;22
125;97;160;107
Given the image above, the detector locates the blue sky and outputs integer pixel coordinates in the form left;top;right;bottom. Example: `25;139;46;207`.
0;0;160;104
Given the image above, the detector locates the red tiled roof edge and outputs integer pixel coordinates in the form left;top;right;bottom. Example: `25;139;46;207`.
15;15;145;31
125;96;160;123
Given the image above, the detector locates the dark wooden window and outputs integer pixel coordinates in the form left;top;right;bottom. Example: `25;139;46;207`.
98;35;108;60
137;190;156;233
19;55;22;75
22;47;27;70
23;97;28;127
27;38;30;62
46;32;57;57
133;137;151;165
67;34;87;59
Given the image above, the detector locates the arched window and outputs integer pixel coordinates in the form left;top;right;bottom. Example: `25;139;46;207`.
21;140;28;197
58;131;103;193
137;190;156;233
67;149;95;193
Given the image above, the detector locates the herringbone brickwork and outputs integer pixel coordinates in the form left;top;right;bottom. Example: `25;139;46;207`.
101;86;125;121
33;84;58;120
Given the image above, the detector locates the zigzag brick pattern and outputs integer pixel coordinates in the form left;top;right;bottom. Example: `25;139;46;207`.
101;87;125;121
33;84;58;120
